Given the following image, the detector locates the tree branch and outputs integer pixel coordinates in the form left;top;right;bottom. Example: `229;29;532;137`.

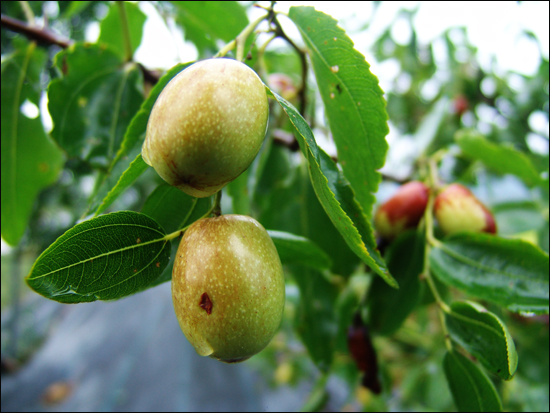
1;14;161;84
1;14;72;48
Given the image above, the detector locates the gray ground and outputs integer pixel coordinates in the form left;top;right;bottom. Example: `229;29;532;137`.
1;283;313;412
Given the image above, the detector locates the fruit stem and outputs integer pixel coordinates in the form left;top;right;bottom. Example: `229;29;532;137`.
215;13;269;61
212;191;222;217
116;1;133;62
421;155;453;351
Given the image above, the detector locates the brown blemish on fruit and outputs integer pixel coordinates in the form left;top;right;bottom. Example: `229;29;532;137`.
199;292;213;315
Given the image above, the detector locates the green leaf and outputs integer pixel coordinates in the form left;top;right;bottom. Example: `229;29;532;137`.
26;211;171;303
292;265;338;372
288;6;388;216
141;184;198;234
86;142;142;218
86;63;191;216
368;230;424;335
268;230;332;271
1;41;64;246
268;89;396;288
98;2;147;60
493;201;546;236
61;1;92;18
456;130;542;188
443;350;503;412
93;153;149;216
48;43;143;166
172;1;248;55
301;167;360;277
446;301;518;380
430;233;549;314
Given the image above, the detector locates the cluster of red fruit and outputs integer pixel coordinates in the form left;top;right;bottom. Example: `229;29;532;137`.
374;181;497;240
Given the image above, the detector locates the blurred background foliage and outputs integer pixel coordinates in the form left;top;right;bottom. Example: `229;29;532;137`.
1;1;548;411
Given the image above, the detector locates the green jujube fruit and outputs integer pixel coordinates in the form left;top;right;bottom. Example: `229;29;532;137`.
142;58;269;198
172;214;285;363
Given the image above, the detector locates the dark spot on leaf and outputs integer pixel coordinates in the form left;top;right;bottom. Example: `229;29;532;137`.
336;84;342;94
156;262;160;268
136;238;141;244
199;292;213;315
307;27;311;31
133;269;137;273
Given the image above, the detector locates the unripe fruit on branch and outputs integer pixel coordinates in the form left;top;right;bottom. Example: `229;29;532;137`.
374;181;429;239
172;215;285;363
434;184;497;235
143;58;269;198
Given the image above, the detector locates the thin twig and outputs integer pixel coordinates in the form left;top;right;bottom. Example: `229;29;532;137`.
269;12;308;116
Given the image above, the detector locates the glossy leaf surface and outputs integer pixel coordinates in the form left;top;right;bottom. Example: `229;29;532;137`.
289;6;388;216
446;301;518;380
430;233;549;314
26;211;170;303
268;89;395;288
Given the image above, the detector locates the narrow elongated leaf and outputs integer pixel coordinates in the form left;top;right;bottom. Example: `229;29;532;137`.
86;63;191;216
443;350;503;412
172;1;248;55
446;301;518;380
268;230;332;271
1;41;64;246
368;230;424;335
48;43;143;166
430;233;549;314
456;130;542;188
98;2;147;60
268;89;396;288
288;6;388;216
26;211;171;303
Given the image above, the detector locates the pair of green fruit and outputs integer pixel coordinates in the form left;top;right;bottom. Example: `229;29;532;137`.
143;58;284;363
